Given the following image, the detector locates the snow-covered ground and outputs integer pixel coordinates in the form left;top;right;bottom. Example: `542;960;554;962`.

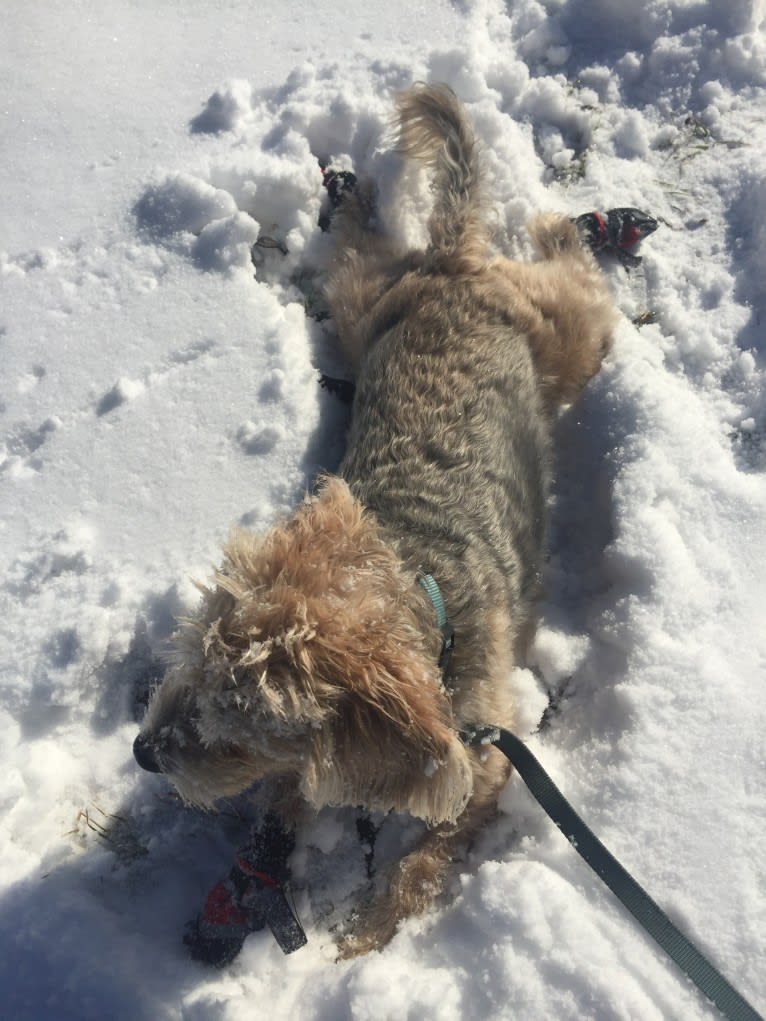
2;1;765;1018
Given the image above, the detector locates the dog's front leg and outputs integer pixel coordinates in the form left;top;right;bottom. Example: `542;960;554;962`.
335;821;457;959
337;747;511;958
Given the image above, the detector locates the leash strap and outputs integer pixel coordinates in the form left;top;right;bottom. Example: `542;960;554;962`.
461;725;764;1021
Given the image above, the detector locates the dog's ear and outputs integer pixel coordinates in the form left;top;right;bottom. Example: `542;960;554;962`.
300;625;474;824
404;730;474;826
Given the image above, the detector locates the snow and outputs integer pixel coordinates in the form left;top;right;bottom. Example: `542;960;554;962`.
2;1;765;1018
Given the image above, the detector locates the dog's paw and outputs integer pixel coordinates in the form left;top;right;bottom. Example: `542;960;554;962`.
333;895;399;960
319;373;356;404
334;926;383;961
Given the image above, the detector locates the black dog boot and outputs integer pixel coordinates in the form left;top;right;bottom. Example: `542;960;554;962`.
184;812;306;965
318;166;358;231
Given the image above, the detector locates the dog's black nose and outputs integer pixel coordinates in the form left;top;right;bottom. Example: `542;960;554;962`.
133;733;162;773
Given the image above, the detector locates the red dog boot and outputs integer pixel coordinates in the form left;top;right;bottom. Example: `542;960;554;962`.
184;812;306;966
574;207;658;267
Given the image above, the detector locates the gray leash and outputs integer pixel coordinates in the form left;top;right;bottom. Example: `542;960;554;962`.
462;725;764;1021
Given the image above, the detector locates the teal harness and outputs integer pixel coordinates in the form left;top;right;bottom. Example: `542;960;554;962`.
418;573;455;669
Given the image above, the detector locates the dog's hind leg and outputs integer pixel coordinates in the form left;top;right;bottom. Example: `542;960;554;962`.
509;213;618;406
323;178;416;371
527;211;589;260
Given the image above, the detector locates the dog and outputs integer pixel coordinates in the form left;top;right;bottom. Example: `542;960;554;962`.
133;83;617;957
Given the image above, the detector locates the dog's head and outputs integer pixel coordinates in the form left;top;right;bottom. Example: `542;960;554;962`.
134;478;473;822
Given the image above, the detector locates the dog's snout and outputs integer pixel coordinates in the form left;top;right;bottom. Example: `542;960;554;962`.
133;733;162;773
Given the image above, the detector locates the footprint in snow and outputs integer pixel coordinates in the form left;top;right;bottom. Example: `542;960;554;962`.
235;420;284;456
1;416;62;474
95;378;145;417
96;342;218;417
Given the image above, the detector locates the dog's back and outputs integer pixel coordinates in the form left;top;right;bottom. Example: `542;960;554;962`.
337;85;552;668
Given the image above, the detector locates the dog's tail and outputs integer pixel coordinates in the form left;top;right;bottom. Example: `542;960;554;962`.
396;83;488;273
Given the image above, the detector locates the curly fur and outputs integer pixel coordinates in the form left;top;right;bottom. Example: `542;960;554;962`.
136;83;616;957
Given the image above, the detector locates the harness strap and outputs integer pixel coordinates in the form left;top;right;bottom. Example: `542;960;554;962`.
461;725;764;1021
